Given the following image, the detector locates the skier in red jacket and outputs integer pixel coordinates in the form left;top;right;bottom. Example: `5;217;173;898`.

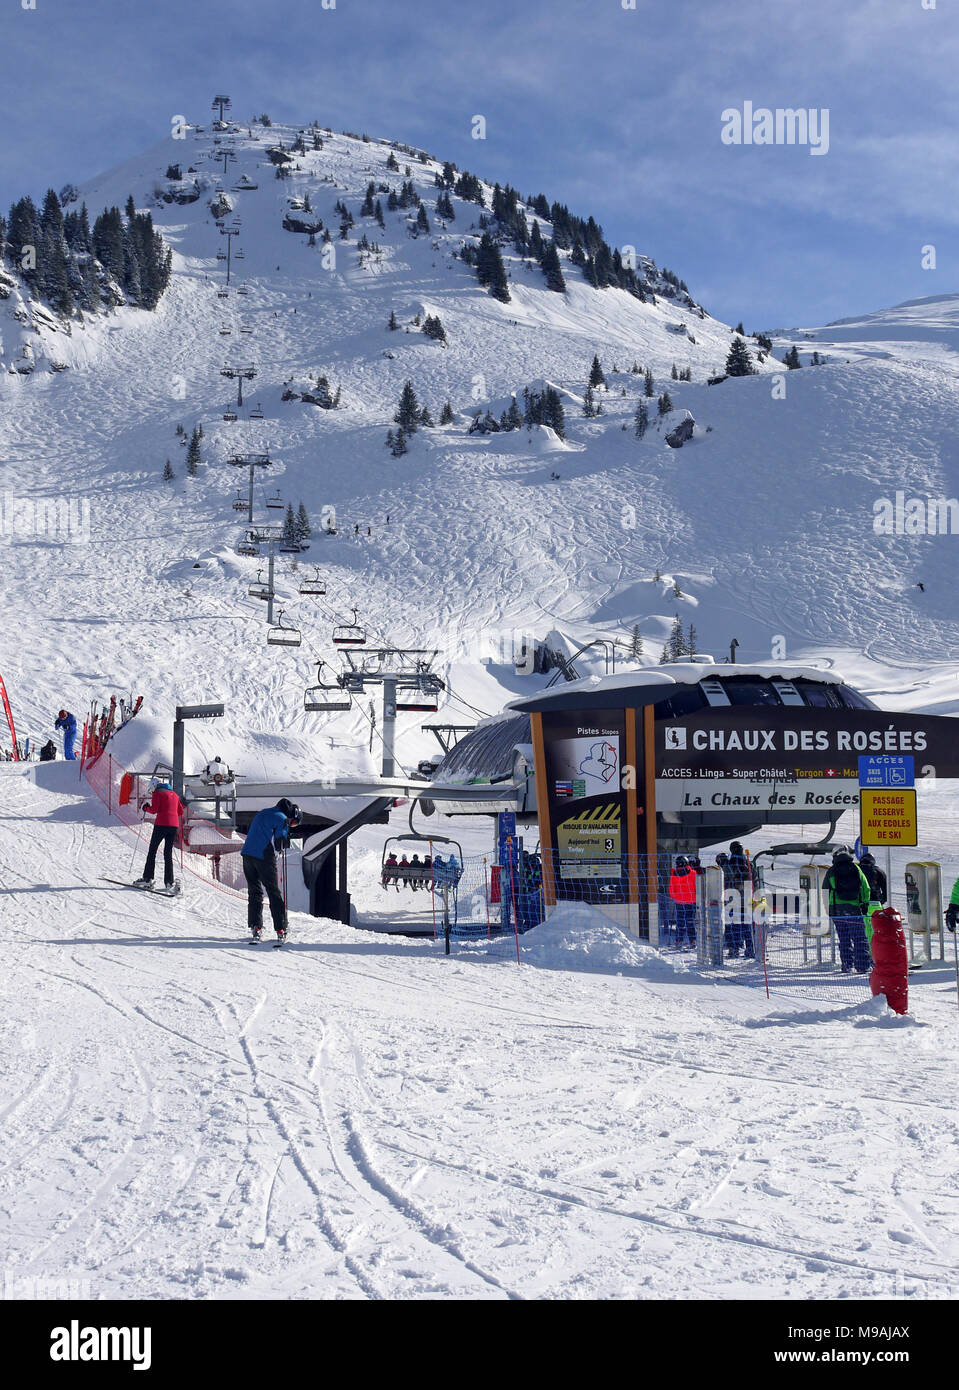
133;780;185;892
668;855;699;948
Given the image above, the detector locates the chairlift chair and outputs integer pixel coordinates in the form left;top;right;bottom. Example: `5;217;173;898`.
303;663;351;712
232;491;246;511
298;567;326;596
396;677;440;714
239;323;253;334
235;249;246;259
249;402;265;420
237;285;249;296
266;611;301;647
236;540;259;557
222;409;237;422
216;251;227;261
332;608;367;646
381;824;463;890
265;488;283;508
216;289;229;298
219;326;232;335
248;570;272;601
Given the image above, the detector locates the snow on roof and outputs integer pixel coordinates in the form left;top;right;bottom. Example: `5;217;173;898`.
506;662;840;711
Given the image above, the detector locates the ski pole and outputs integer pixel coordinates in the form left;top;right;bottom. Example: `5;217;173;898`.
952;922;959;1019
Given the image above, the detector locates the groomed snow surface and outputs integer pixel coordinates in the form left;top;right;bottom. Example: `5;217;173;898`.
3;761;958;1302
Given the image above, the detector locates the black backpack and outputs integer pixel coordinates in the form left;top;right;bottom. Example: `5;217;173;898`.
833;857;861;898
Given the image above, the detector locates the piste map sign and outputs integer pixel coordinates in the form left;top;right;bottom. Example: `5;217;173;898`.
655;707;957;815
541;711;626;879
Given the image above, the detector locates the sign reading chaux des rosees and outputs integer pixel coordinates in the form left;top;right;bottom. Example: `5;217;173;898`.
655;708;956;814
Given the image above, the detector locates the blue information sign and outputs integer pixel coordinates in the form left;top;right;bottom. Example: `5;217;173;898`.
857;755;914;789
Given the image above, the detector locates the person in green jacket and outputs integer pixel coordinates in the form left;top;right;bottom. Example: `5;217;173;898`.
858;851;888;946
823;849;872;973
945;879;959;934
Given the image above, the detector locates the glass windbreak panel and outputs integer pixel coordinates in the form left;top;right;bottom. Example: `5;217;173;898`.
653;685;708;719
836;684;878;711
796;681;843;708
722;679;783;706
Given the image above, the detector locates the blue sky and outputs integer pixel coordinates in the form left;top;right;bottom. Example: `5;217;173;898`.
1;0;955;328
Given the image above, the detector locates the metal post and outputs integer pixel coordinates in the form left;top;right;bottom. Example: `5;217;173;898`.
172;719;185;798
267;540;276;626
381;677;397;778
247;463;254;524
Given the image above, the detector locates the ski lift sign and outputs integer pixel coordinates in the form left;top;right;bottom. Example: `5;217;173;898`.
858;756;917;846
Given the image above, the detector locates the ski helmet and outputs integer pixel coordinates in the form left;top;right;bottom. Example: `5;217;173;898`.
276;797;301;825
57;709;67;720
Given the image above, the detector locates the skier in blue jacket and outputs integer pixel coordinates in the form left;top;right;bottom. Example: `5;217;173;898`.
241;798;300;941
54;709;78;761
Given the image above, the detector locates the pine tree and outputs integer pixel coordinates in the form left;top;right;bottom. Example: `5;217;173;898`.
634;401;649;438
725;336;757;377
658;391;673;415
375;200;385;229
784;345;802;369
385;428;395;450
394;380;420;433
644;368;655;397
388;309;398;330
506;397;523;430
440;400;455;425
296;502;311;544
475;231;510;302
419;405;434;427
392;428;408;457
541;239;566;292
544;387;565;439
416;205;430;234
583;385;597;417
162;459;174;481
630;624;644;658
588;354;605;389
282;503;299;549
668;614;685;659
186;426;201;474
671;362;679;380
686;623;698;656
735;321;745;334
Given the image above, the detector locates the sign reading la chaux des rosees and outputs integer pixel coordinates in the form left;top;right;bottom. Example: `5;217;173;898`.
655;708;956;815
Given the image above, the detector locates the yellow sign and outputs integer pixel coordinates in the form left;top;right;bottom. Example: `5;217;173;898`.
859;788;917;846
556;803;621;878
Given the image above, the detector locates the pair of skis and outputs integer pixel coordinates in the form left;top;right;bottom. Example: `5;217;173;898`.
250;932;288;949
99;877;181;897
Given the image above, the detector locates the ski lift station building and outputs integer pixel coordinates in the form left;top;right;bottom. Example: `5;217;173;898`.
424;658;959;937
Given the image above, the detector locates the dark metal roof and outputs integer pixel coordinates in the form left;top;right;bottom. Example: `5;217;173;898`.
431;711;531;785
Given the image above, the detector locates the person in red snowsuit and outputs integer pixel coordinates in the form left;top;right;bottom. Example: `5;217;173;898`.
134;781;184;891
669;855;698;948
869;907;908;1015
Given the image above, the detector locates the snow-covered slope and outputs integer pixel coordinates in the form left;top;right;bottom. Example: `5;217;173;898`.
3;760;957;1301
2;118;958;779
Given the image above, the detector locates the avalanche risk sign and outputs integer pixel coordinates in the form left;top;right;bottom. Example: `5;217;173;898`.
859;788;918;846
